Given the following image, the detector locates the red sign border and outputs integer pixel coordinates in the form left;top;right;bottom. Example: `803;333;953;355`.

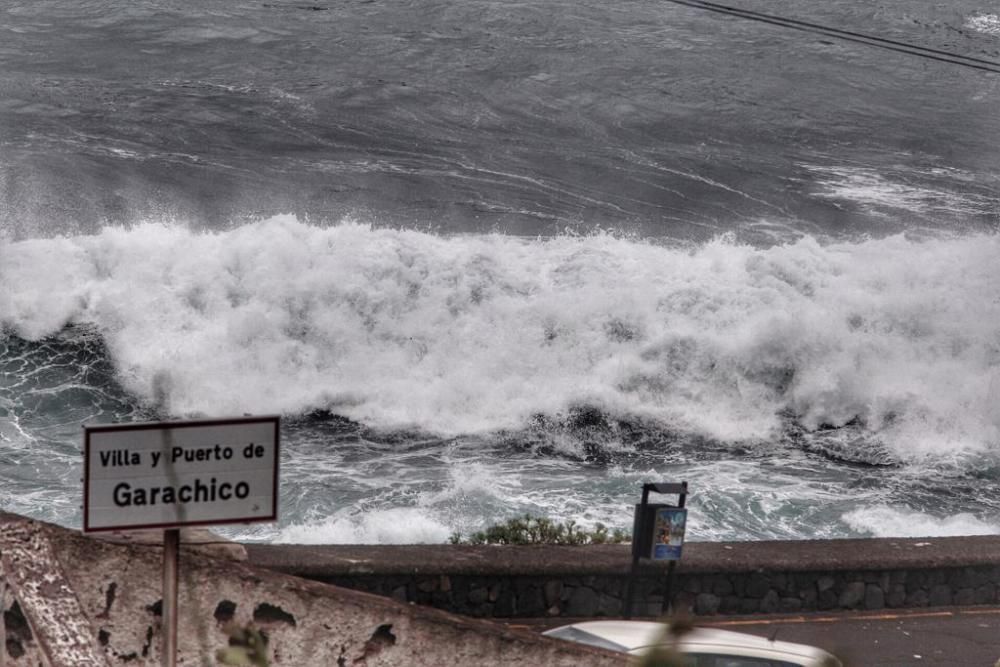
83;416;280;533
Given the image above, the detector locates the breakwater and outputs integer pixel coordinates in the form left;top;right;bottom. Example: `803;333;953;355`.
246;535;1000;618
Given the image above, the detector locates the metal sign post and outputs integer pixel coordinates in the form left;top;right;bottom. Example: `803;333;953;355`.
624;481;688;619
83;416;281;667
162;529;180;667
1;576;6;667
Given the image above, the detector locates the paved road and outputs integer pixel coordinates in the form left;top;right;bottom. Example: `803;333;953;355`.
509;606;1000;666
699;607;1000;667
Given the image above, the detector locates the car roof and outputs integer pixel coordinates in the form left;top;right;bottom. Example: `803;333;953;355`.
543;620;832;660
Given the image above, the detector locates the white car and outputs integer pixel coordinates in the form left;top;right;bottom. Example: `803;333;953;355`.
543;620;842;667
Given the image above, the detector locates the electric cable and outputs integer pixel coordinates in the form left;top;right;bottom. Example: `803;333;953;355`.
664;0;1000;74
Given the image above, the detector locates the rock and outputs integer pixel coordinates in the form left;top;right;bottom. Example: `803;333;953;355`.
682;577;702;594
929;584;952;607
905;572;927;594
494;590;516;616
694;593;720;615
953;588;975;606
839;582;865;609
887;584;906;608
746;574;770;599
720;596;741;614
518;587;545;616
818;589;838;610
779;597;802;613
597;593;621;617
468;587;489;605
544;580;562;607
760;590;780;614
864;584;884;610
567;587;599;617
712;577;733;597
975;584;996;604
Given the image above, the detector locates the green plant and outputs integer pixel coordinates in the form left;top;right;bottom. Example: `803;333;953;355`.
450;515;630;545
636;614;695;667
216;624;270;667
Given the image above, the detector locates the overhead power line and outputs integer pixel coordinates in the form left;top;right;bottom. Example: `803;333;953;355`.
664;0;1000;74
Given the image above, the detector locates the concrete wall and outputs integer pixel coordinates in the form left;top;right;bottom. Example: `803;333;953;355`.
246;536;1000;619
0;513;626;666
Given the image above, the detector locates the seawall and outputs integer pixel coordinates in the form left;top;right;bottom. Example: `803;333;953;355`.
246;535;1000;618
5;510;1000;665
0;512;625;666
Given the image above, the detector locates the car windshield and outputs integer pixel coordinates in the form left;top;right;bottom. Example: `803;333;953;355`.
543;626;631;653
680;654;803;667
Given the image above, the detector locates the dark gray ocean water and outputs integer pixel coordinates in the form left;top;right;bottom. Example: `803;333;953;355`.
2;0;1000;543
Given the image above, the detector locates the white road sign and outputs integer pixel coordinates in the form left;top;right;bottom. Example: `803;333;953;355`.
83;416;279;532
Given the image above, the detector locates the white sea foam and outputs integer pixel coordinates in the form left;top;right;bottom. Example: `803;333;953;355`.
842;505;999;538
967;14;1000;36
804;165;989;218
274;507;453;544
2;217;999;463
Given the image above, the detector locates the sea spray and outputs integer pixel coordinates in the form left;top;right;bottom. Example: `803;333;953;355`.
2;216;998;465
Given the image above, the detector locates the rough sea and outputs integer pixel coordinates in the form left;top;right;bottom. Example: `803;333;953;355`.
2;0;999;544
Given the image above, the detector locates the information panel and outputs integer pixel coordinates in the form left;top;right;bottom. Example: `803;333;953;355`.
84;416;279;532
651;507;687;561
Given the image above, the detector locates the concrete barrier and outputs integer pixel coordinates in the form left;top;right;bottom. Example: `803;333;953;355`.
245;536;1000;618
0;512;626;666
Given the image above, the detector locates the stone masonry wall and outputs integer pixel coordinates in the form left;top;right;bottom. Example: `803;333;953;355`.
246;536;1000;620
314;565;1000;619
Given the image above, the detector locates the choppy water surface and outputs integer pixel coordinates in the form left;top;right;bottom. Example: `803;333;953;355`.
2;0;999;542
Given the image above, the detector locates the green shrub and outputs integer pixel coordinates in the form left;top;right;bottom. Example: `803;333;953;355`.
450;515;630;545
216;624;269;666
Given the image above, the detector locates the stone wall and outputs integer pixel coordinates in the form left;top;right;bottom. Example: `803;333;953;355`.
246;535;1000;619
0;513;627;666
7;511;1000;666
282;565;1000;619
679;567;998;616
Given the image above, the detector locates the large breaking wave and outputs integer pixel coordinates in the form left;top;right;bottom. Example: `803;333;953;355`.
2;216;999;465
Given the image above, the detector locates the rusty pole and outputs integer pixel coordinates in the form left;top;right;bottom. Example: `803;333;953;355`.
162;529;180;667
1;575;6;667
